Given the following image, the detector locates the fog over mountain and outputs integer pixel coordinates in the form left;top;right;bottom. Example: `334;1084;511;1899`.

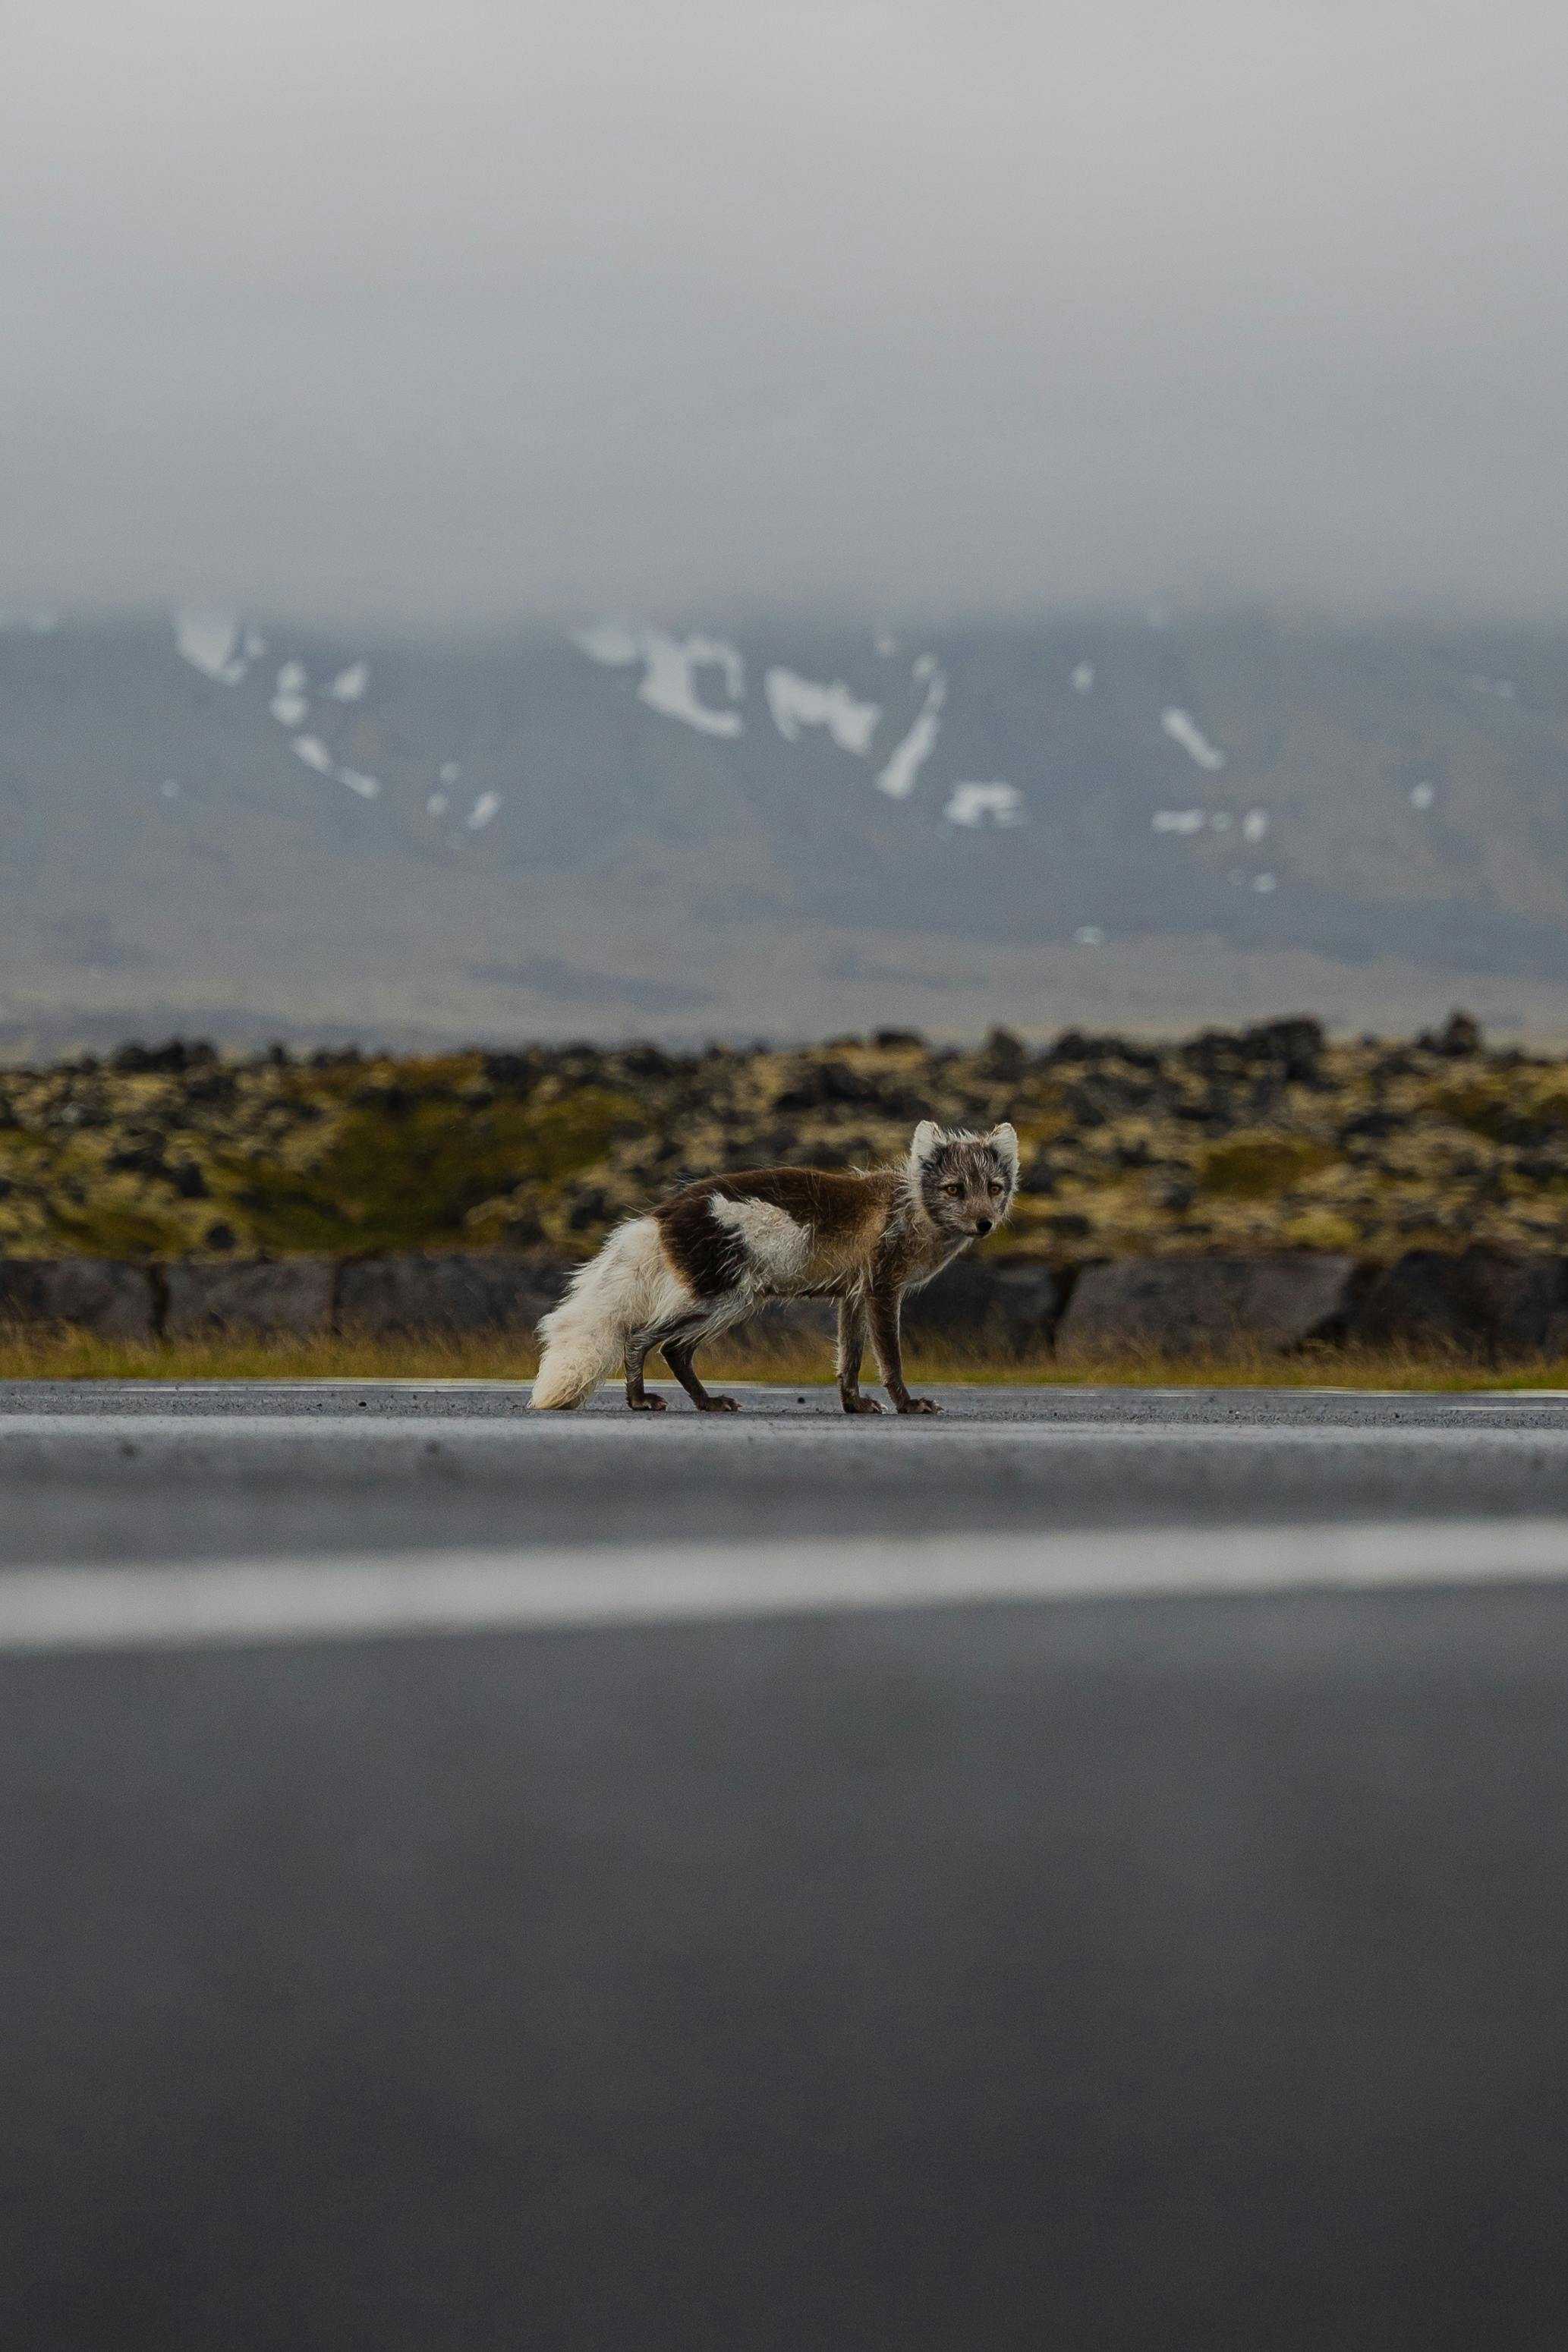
6;606;1568;1050
4;4;1568;623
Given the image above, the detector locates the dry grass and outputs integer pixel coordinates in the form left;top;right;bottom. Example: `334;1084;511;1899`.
0;1325;1564;1392
0;1329;544;1384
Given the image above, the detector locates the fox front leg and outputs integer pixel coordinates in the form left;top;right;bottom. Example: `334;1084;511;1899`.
868;1284;940;1415
837;1293;883;1415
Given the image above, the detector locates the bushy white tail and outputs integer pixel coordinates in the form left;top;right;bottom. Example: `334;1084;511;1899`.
530;1217;679;1409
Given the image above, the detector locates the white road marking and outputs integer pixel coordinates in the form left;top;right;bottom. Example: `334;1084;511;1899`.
2;1519;1568;1655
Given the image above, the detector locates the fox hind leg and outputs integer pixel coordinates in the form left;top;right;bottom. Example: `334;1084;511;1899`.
627;1302;745;1412
625;1320;669;1410
663;1333;741;1412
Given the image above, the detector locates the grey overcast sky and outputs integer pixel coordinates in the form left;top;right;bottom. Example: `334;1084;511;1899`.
4;1;1566;625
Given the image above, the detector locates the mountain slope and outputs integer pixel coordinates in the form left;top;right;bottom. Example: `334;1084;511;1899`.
4;608;1568;1046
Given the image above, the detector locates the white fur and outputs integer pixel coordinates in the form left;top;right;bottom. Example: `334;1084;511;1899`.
708;1194;812;1292
987;1121;1019;1178
530;1217;694;1408
910;1119;943;1170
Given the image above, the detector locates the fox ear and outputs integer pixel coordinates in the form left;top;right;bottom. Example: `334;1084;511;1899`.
987;1122;1019;1178
910;1119;943;1167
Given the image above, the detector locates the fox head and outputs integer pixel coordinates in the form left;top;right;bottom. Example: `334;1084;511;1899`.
908;1120;1019;1242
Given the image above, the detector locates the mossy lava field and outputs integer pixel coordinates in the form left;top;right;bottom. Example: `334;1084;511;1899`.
0;1012;1562;1265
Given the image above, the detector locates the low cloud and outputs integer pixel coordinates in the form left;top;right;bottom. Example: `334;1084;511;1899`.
3;2;1565;623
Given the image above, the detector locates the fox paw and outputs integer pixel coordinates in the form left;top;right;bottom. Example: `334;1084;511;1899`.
896;1396;942;1415
697;1394;741;1412
841;1393;884;1415
627;1393;667;1412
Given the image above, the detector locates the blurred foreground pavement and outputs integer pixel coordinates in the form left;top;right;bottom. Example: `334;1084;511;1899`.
2;1384;1567;2349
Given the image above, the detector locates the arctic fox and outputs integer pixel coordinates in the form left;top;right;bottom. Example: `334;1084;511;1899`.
531;1119;1019;1413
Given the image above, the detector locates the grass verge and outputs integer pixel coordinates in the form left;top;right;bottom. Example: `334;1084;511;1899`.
0;1327;1564;1390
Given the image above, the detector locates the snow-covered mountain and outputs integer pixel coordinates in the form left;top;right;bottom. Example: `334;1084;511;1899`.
5;606;1568;1047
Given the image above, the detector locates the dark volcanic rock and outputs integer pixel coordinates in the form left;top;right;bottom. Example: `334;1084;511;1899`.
1420;1010;1485;1057
164;1259;336;1340
0;1258;156;1339
719;1300;837;1359
902;1258;1066;1357
337;1253;571;1337
1346;1248;1568;1359
712;1261;1065;1365
1056;1255;1358;1360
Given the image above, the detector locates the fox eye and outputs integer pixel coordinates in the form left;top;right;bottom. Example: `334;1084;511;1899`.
943;1182;963;1196
989;1182;1003;1197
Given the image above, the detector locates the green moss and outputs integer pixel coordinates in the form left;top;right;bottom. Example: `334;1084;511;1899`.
213;1085;640;1254
1196;1135;1333;1198
1430;1083;1514;1139
46;1201;189;1257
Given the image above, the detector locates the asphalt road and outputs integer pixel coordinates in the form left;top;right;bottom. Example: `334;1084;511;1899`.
4;1377;1568;1561
5;1382;1568;2350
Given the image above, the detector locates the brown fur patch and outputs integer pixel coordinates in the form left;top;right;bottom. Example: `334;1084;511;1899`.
656;1167;896;1299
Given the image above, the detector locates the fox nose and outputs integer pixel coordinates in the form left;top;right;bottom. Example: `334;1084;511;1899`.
974;1217;993;1236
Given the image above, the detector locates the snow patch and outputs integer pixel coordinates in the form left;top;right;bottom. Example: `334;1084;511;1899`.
427;793;449;816
1161;708;1226;770
572;619;642;667
159;779;181;799
291;735;334;775
765;668;880;754
328;660;369;701
1253;873;1277;893
945;782;1024;828
175;608;248;683
439;761;461;785
1242;808;1270;842
338;769;380;801
1152;809;1206;834
272;664;309;719
1072;661;1094;694
637;631;744;735
1410;781;1435;810
571;619;745;735
877;660;946;801
1074;925;1105;946
467;791;502;830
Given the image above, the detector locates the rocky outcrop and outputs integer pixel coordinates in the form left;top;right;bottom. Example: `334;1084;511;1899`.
0;1258;155;1340
720;1300;836;1356
163;1258;336;1341
1055;1255;1360;1361
7;1242;1568;1364
902;1257;1066;1357
1343;1248;1568;1361
335;1253;569;1339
